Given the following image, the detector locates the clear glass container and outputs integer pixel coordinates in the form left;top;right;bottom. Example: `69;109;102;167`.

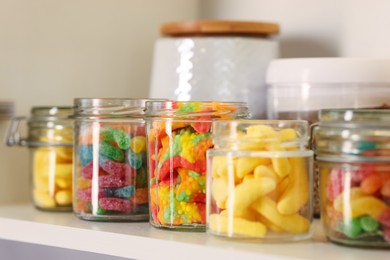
207;120;313;240
73;98;157;221
266;58;390;216
314;109;390;248
7;106;74;211
145;101;249;231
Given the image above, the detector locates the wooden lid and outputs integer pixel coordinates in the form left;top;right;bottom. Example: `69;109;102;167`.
160;20;279;37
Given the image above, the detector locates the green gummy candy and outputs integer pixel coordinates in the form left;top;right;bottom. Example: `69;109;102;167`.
338;219;363;239
360;216;379;232
99;142;125;162
102;127;130;150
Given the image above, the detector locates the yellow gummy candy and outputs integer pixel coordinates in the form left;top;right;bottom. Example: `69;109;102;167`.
254;165;280;182
236;157;271;179
267;176;289;201
211;177;229;209
348;196;389;219
209;214;267;237
55;177;72;189
227;177;276;217
130;136;146;153
277;157;309;214
55;163;73;178
247;125;276;138
34;189;56;208
271;157;291;178
55;190;72;206
333;187;365;212
278;128;297;141
251;196;310;234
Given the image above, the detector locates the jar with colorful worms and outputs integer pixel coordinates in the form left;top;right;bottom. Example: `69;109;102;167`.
314;109;390;248
73;98;160;221
145;101;249;231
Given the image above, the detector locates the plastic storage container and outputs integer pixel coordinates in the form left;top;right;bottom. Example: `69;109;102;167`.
267;58;390;215
150;20;279;119
207;120;313;240
267;58;390;123
7;106;74;211
73;98;156;221
314;109;390;248
145;101;249;231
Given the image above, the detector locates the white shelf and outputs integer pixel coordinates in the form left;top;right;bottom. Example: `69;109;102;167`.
0;204;388;260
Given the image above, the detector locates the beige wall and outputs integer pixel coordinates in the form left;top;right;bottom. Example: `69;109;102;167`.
0;0;198;204
200;0;390;58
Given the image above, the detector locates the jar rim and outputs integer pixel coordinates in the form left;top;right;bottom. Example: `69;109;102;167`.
29;106;74;122
144;100;249;119
319;109;390;128
73;98;165;119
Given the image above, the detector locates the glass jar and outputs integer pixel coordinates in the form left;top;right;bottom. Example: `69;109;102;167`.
207;120;313;241
145;101;249;231
266;58;390;216
7;106;74;211
314;109;390;248
73;98;156;221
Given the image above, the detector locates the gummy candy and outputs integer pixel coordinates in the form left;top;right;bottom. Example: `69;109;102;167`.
321;163;390;246
33;146;73;210
75;122;148;220
148;101;242;229
207;123;312;238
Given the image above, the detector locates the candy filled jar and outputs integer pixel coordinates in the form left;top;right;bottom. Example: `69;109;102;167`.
73;98;156;221
207;120;313;240
314;109;390;248
145;101;249;231
7;106;74;211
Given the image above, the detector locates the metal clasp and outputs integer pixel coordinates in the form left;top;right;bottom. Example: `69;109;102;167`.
6;116;27;146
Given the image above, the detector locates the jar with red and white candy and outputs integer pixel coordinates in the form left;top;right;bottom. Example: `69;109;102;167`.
314;109;390;247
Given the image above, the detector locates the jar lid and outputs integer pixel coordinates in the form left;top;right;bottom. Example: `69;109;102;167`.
160;20;279;37
266;58;390;84
0;101;14;120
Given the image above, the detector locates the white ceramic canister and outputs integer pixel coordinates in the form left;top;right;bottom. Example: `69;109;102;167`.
150;20;280;119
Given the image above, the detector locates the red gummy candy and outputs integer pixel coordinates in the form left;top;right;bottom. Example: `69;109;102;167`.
326;169;345;201
99;197;133;213
196;203;206;224
191;121;211;134
100;158;135;178
99;175;129;188
349;164;375;183
158;156;206;181
82;160;108;179
193;193;206;203
378;208;390;229
77;188;106;202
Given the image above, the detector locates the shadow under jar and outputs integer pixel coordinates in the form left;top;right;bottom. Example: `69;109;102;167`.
145;101;249;231
73;98;157;221
314;109;390;248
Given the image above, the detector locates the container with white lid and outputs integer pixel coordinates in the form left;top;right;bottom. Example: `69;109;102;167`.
266;58;390;123
266;58;390;216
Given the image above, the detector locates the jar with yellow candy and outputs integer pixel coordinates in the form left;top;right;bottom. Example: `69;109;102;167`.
145;101;249;231
7;107;74;211
207;120;313;240
314;109;390;248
